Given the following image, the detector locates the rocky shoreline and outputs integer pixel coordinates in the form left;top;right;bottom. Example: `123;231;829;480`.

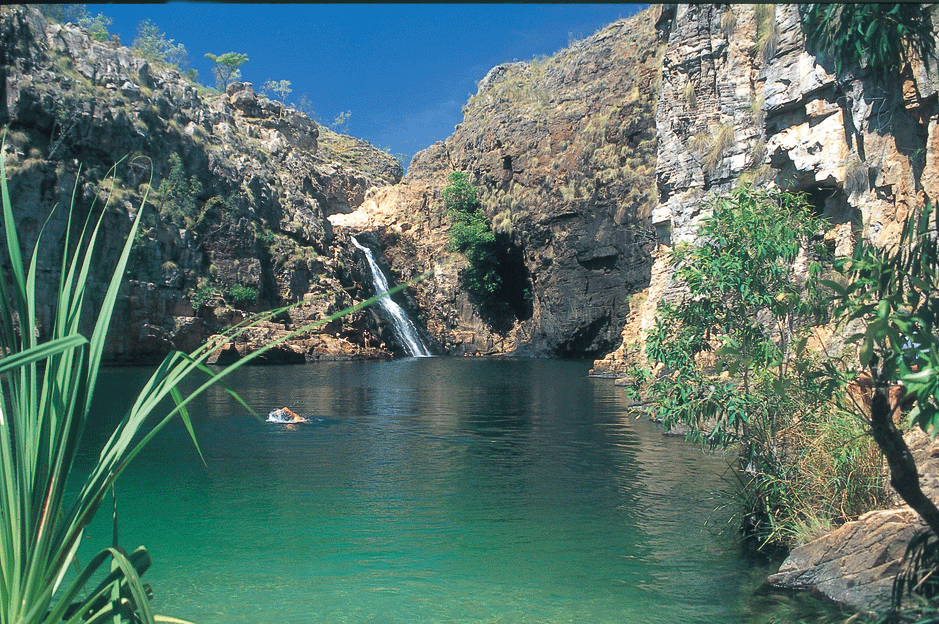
765;430;939;612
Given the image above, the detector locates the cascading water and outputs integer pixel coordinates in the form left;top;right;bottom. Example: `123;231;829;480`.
350;236;432;357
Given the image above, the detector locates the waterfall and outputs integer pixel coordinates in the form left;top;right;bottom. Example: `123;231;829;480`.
350;236;432;357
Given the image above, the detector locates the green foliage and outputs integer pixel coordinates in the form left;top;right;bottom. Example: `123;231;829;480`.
682;81;697;109
36;4;90;24
0;141;415;624
890;531;939;620
296;94;316;119
819;203;939;613
828;203;939;436
332;110;351;132
444;172;503;301
635;186;840;546
225;284;258;308
77;11;112;42
131;18;188;67
651;186;829;421
263;79;292;103
262;79;292;118
800;4;938;82
46;95;81;161
205;52;249;91
188;285;217;309
157;153;203;227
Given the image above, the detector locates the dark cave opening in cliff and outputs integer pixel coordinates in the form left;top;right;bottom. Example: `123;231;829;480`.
800;184;842;218
496;236;533;322
470;234;533;334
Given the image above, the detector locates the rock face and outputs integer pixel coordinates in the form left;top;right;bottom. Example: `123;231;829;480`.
584;3;939;612
330;7;665;357
0;5;405;362
593;3;939;376
767;508;923;612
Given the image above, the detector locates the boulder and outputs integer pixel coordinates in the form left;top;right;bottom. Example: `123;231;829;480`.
769;430;939;611
767;509;922;611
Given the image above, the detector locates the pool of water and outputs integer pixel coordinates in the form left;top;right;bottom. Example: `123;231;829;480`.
77;358;847;623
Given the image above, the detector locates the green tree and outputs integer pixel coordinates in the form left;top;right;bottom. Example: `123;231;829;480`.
157;153;203;227
205;51;249;91
77;11;112;42
262;79;292;118
644;186;829;444
800;4;938;81
132;18;188;66
443;172;503;305
332;110;351;132
634;186;838;544
296;94;316;119
827;203;939;536
36;4;89;24
822;203;939;618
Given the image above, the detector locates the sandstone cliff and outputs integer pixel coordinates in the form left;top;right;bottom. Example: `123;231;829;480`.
7;1;939;612
593;4;939;376
588;3;939;612
0;5;406;362
330;7;665;357
331;1;939;610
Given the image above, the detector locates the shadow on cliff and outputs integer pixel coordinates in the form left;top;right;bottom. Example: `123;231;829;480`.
471;232;533;335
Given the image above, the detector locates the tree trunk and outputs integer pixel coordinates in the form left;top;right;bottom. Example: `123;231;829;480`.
869;386;939;537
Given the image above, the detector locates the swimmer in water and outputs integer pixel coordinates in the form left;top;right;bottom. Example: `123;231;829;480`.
269;406;307;423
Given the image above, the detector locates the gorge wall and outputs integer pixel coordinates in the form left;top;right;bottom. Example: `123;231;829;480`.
594;3;939;375
0;5;407;362
331;4;939;610
592;4;939;612
5;1;939;612
4;4;937;365
330;7;665;357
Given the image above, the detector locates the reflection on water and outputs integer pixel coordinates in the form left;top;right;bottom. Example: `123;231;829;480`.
81;358;848;624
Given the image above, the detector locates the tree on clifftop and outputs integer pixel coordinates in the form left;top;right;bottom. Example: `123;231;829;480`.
205;52;249;91
262;79;292;119
132;19;188;67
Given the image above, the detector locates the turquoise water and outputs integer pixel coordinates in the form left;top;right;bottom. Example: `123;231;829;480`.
80;358;846;623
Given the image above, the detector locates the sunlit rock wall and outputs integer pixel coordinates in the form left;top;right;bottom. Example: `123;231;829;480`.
594;3;939;376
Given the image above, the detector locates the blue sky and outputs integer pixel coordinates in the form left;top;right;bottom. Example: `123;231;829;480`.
85;4;643;168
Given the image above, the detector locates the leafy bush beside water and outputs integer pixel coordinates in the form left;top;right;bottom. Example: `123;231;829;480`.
627;186;889;547
630;181;939;619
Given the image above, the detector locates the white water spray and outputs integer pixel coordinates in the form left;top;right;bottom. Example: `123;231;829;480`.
351;236;432;357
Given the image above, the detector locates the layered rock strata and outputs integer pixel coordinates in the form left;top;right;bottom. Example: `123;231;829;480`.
0;5;403;361
330;6;665;356
587;3;939;613
593;3;939;375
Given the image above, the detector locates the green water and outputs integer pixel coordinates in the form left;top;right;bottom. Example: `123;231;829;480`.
80;358;847;623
